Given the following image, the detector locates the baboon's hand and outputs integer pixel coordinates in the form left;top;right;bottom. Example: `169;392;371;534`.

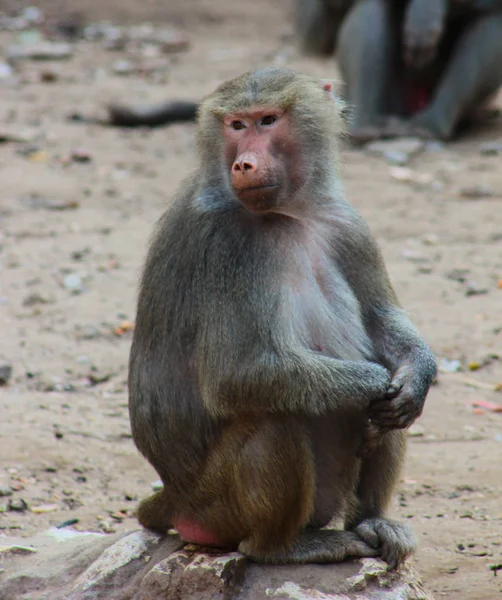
353;361;392;406
367;365;424;431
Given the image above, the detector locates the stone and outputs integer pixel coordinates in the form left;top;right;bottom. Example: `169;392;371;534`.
0;63;14;79
465;281;489;297
139;550;246;599
0;361;12;384
0;485;13;497
63;273;83;293
365;138;425;165
22;292;50;307
459;185;498;199
7;42;73;61
438;358;462;373
479;140;502;156
0;544;37;557
34;373;64;392
0;529;435;599
0;129;35;144
71;530;163;592
7;498;28;512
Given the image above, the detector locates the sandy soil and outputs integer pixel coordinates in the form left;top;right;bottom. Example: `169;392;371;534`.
0;2;501;598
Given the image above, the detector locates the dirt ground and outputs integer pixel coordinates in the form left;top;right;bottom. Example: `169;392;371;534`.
0;1;501;598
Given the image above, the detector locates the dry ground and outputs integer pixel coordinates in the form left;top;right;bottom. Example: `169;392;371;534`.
0;1;501;598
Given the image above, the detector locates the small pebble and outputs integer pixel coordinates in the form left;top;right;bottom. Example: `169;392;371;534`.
7;42;73;61
0;360;13;384
0;484;13;497
112;60;134;75
40;69;58;83
459;185;498;199
479;141;502;156
445;268;470;284
0;62;14;79
465;282;489;297
365;137;424;163
407;423;425;438
8;498;29;512
98;519;116;534
383;150;410;166
424;140;445;153
55;518;79;529
22;292;49;307
21;6;43;23
0;545;37;556
438;358;462;373
76;325;101;340
31;503;59;514
63;273;83;293
71;147;92;163
35;373;64;392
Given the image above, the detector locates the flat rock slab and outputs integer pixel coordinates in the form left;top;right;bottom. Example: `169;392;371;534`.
7;42;73;61
0;528;435;599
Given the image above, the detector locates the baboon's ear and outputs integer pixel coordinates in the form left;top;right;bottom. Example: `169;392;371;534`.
320;79;350;123
321;81;334;93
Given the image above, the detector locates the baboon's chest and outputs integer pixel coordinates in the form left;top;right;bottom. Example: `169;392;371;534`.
283;247;373;361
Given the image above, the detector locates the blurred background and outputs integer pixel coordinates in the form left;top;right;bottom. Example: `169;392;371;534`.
0;2;501;599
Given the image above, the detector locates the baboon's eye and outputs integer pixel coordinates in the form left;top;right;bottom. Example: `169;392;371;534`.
260;115;277;126
231;120;246;131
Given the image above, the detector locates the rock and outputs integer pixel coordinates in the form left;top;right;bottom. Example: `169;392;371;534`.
31;504;59;514
465;282;489;297
112;59;134;75
7;42;73;61
407;423;426;438
0;361;13;384
0;544;37;557
0;63;14;79
20;7;43;25
0;485;13;497
389;167;415;182
22;292;50;307
0;528;435;600
0;129;35;144
365;138;425;165
382;150;410;166
424;140;445;153
35;373;64;392
459;185;498;199
400;249;428;264
8;498;29;512
63;273;83;294
72;530;163;591
97;519;116;534
479;140;502;156
151;479;163;491
140;550;246;599
40;69;59;83
71;147;92;163
438;358;462;373
45;199;80;211
75;325;101;340
155;30;190;53
445;268;470;284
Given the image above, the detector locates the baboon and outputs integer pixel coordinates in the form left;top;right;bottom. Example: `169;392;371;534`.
128;67;437;568
296;0;502;140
